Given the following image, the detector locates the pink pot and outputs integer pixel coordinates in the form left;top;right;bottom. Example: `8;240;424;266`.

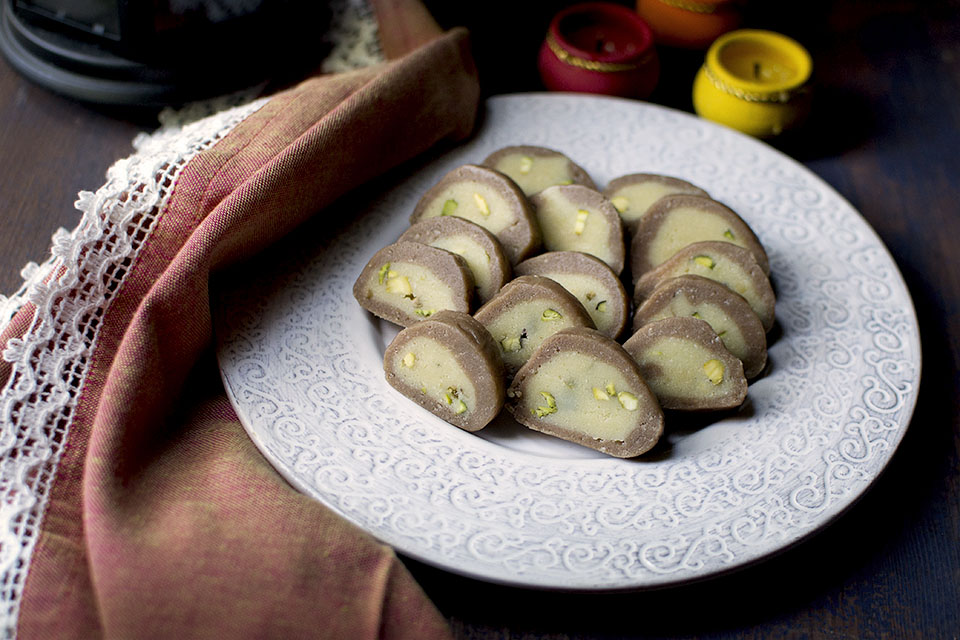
538;2;659;99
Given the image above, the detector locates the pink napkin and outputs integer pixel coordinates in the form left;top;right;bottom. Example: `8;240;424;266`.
5;26;479;639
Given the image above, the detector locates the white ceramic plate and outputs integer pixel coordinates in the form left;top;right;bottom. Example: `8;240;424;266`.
214;94;921;590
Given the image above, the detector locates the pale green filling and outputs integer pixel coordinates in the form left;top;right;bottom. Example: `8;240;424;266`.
634;337;732;400
368;261;459;318
647;208;749;268
428;235;493;299
609;182;685;223
535;191;617;268
391;336;476;415
666;255;768;324
524;352;638;442
492;155;573;195
484;300;581;373
538;272;614;335
420;182;515;234
645;294;749;364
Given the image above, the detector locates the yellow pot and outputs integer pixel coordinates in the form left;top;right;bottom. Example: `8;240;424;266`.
693;29;812;138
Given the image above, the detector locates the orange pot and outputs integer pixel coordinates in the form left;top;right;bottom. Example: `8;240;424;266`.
636;0;742;49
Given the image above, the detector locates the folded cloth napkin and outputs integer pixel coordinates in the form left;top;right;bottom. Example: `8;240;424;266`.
0;26;478;639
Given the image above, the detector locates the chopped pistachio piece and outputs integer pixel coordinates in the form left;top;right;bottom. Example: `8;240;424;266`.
595;300;607;312
611;196;629;213
585;291;596;301
691;311;702;319
473;193;490;216
441;199;458;216
519;156;534;174
723;229;735;240
377;263;391;285
540;391;557;408
693;255;716;269
455;399;468;414
541;308;563;321
703;359;725;385
500;336;522;353
402;352;416;368
533;391;558;417
592;387;610;401
574;209;589;235
617;391;639;411
443;392;453;404
605;382;616;396
414;309;435;317
385;275;413;296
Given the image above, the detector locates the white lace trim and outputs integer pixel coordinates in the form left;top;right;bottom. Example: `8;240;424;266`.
0;2;381;634
0;96;267;638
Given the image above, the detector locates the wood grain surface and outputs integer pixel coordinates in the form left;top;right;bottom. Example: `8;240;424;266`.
1;1;957;638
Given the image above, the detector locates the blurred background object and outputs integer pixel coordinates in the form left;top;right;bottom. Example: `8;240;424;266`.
0;0;330;106
537;2;659;99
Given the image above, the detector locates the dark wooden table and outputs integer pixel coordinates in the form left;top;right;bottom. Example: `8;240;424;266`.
2;1;958;638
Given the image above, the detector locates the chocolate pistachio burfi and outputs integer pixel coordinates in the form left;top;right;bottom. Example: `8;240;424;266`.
634;241;776;332
398;217;511;304
474;275;595;378
410;164;541;265
623;316;748;411
631;194;770;277
603;173;709;234
384;310;505;432
529;185;626;274
514;251;629;340
353;241;474;327
506;327;664;458
633;275;767;379
481;145;596;196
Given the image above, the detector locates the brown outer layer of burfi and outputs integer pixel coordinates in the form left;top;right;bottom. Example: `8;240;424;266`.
353;241;474;327
398;216;512;303
473;274;595;377
529;184;626;275
481;145;597;193
622;316;747;411
409;164;542;264
633;274;767;379
631;194;770;277
514;251;629;340
603;173;709;231
633;241;776;332
384;310;505;432
507;327;664;458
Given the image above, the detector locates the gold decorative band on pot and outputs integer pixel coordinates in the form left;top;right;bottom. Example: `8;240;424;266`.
701;64;808;103
546;31;653;73
654;0;724;14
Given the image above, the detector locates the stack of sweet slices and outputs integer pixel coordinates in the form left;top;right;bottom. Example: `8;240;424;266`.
353;145;775;458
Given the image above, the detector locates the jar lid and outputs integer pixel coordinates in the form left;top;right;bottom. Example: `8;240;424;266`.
704;29;812;103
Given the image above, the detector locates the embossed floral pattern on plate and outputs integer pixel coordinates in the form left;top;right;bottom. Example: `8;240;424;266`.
214;94;920;590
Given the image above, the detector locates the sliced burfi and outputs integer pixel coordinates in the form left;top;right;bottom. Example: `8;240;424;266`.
482;145;596;196
410;164;541;264
631;194;770;277
529;185;626;274
474;275;595;378
353;241;474;327
634;241;776;332
398;217;511;304
633;275;767;378
604;173;709;233
622;317;747;411
514;251;629;340
384;310;505;432
506;327;664;458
